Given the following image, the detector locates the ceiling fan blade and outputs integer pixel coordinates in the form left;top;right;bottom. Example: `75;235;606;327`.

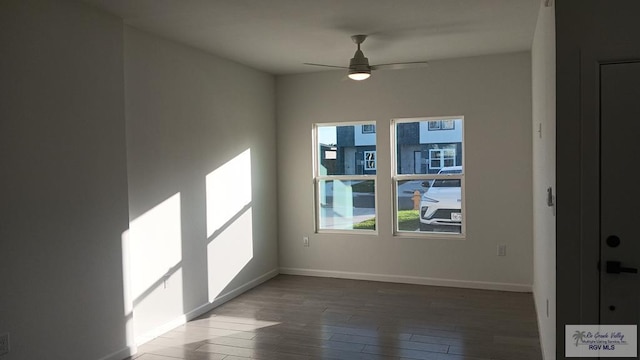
303;63;349;69
370;61;429;70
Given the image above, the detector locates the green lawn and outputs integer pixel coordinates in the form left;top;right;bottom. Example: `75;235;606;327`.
354;210;420;230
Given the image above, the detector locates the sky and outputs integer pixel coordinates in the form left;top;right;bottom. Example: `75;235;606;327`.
318;126;337;145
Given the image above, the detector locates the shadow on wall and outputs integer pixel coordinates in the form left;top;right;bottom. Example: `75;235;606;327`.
120;148;259;347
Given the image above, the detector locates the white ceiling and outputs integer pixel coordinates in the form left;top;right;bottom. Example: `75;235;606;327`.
81;0;541;75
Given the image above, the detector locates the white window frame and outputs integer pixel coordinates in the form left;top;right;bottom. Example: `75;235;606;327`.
391;116;465;238
313;122;378;234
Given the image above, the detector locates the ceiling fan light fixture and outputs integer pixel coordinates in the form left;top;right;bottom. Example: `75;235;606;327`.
348;71;371;81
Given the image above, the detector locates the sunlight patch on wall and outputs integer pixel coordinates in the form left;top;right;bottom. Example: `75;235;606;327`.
206;149;252;238
129;192;184;339
207;207;253;301
206;149;254;302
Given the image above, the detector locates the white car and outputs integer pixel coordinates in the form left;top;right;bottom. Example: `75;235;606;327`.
419;166;462;232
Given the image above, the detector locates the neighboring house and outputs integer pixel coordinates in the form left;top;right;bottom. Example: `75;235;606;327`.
397;119;463;174
332;124;377;175
318;144;338;175
327;120;463;175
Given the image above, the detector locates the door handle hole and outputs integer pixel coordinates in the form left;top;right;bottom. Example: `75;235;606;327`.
606;235;621;248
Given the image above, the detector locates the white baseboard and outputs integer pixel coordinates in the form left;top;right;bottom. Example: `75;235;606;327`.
135;314;189;346
186;268;280;320
135;268;279;346
280;267;532;293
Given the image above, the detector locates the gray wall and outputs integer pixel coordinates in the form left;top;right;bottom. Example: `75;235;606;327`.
124;27;278;343
277;52;534;289
532;2;556;359
0;1;279;358
0;0;131;359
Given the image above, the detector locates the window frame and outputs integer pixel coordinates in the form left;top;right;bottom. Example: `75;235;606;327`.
391;116;466;238
313;121;378;234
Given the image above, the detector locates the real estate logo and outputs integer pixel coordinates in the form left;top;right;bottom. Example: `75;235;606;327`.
566;325;637;357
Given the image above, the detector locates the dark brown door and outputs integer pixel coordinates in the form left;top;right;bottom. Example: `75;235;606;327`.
600;61;640;344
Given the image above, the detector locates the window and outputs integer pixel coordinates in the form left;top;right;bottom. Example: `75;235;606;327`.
325;150;336;160
427;120;455;131
362;124;376;133
392;117;465;235
314;123;377;232
441;119;455;130
428;121;441;130
428;148;456;170
364;151;376;170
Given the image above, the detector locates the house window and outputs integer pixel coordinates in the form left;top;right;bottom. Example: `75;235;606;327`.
362;124;376;133
314;122;377;232
441;119;455;130
428;121;441;130
325;150;336;159
392;117;465;236
428;148;456;170
428;120;455;131
364;151;376;170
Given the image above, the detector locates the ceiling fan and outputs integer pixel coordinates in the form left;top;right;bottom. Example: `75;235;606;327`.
304;34;429;81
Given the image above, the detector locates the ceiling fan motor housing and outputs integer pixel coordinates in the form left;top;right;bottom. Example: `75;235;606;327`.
349;49;371;75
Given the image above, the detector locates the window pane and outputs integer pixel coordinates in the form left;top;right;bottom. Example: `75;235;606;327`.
396;180;430;232
443;158;455;167
318;180;375;231
394;117;464;236
418;179;462;234
318;124;376;175
396;119;463;175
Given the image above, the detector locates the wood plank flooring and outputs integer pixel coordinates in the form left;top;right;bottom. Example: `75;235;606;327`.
130;275;542;360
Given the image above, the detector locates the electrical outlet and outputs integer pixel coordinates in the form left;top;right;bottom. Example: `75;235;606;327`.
0;332;9;356
303;236;309;247
497;244;507;256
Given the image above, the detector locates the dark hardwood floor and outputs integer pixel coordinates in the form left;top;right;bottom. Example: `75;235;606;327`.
131;275;542;360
